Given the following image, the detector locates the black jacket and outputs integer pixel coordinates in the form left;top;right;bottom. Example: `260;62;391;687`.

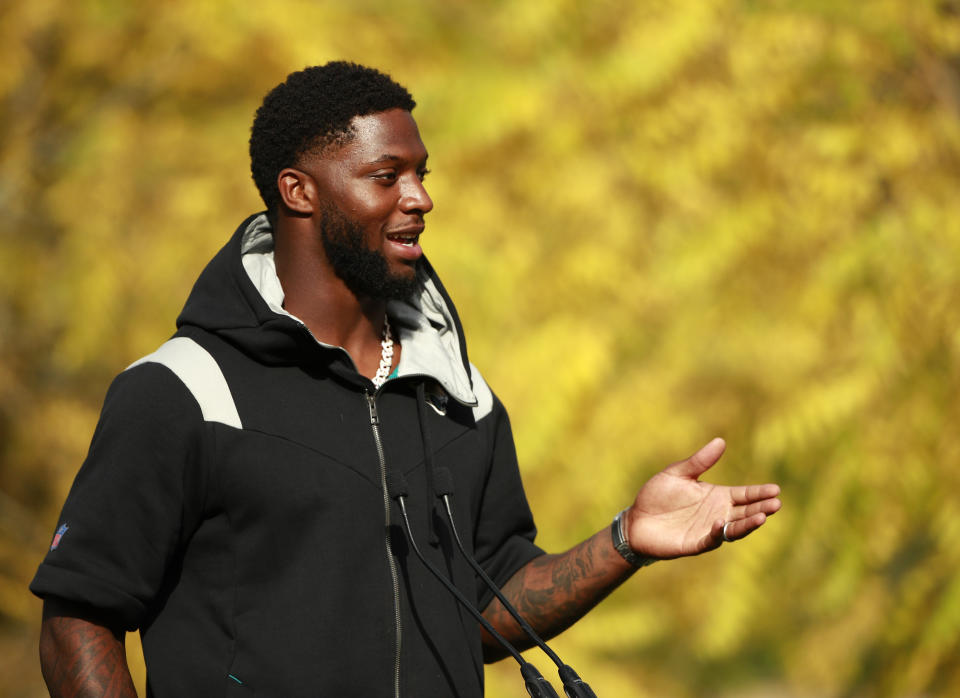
31;213;543;697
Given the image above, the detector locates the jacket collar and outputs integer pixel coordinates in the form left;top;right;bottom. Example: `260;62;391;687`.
239;213;478;407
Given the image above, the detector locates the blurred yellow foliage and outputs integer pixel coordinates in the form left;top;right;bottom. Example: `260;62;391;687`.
2;0;959;696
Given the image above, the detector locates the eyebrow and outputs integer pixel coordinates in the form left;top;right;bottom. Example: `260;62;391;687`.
366;153;429;166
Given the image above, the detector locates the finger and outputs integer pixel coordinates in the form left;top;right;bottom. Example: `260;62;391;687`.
711;517;725;541
728;483;781;504
667;437;726;479
720;512;768;542
701;518;727;551
727;497;782;521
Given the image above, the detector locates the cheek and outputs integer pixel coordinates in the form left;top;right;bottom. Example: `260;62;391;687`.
340;187;394;220
360;203;397;228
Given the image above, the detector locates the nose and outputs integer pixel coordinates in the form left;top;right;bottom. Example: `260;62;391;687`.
399;175;433;215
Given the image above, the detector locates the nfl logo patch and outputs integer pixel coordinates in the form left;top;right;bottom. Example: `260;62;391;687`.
51;524;69;551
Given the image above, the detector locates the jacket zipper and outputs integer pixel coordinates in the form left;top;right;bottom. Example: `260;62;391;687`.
366;392;402;698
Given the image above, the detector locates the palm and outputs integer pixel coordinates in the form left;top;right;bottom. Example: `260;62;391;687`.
626;438;782;559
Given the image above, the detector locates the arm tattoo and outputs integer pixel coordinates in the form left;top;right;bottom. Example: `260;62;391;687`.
40;615;138;698
481;527;636;657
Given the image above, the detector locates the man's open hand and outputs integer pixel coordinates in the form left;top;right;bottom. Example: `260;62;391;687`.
625;438;782;559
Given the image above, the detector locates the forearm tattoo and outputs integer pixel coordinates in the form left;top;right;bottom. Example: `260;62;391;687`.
482;528;635;654
40;616;138;698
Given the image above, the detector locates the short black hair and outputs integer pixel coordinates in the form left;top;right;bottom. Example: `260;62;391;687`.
249;61;416;213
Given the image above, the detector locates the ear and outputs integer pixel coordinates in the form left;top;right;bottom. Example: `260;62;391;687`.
277;167;317;215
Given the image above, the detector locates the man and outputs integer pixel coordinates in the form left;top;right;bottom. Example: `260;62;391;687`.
32;62;781;697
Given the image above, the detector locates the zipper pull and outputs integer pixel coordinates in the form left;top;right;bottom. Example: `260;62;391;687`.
366;393;380;426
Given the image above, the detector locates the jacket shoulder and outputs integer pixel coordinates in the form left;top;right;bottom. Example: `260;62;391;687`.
124;336;241;429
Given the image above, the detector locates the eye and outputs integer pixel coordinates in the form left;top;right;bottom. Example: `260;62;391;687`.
371;170;397;183
417;168;431;182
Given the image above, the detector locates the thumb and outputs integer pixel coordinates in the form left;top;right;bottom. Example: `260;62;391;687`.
666;437;726;480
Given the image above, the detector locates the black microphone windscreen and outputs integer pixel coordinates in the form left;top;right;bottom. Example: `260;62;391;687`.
385;470;409;498
433;466;454;496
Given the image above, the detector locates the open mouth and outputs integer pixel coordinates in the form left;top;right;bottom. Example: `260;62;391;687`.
386;233;420;246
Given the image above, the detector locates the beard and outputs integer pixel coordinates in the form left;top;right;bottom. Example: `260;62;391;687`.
319;205;421;301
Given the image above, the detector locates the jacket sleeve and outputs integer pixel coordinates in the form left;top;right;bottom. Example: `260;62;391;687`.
472;389;545;611
30;363;208;630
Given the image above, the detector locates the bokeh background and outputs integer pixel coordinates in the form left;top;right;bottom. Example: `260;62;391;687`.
2;0;959;696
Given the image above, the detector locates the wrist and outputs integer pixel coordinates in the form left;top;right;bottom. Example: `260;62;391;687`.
611;508;657;568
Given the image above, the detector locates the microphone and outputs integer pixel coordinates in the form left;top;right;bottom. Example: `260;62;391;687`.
433;468;599;698
387;471;560;697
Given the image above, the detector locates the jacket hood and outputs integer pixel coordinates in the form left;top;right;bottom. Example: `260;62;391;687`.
176;213;478;406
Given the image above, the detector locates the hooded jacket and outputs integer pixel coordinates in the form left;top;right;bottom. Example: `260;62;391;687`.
31;213;544;697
